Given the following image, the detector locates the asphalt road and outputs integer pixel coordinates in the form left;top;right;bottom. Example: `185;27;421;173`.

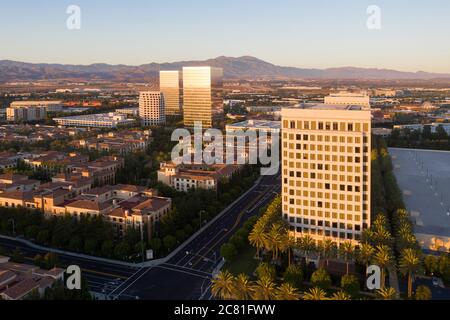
109;172;281;300
0;236;139;295
0;172;281;300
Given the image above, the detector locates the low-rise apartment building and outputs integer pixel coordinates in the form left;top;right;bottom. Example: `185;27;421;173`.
0;256;64;300
158;162;240;192
73;130;152;155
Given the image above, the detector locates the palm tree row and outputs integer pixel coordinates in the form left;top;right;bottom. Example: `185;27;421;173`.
211;271;301;300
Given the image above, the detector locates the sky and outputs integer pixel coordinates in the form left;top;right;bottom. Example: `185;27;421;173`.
1;0;450;73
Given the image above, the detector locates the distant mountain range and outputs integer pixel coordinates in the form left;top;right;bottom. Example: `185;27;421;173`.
1;56;450;82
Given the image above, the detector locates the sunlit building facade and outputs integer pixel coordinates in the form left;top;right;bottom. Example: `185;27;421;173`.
139;91;166;126
160;70;182;116
282;104;371;246
182;67;223;128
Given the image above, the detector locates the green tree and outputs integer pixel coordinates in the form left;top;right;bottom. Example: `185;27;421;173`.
424;255;438;276
311;268;332;290
256;262;276;281
399;248;422;299
373;245;393;289
339;241;355;275
163;235;177;252
415;285;432;300
357;242;375;271
283;265;303;289
330;291;351;300
376;287;397;300
232;273;253;300
249;224;266;258
275;283;300;300
302;287;327;300
252;276;277;300
340;274;360;297
220;243;237;262
211;270;235;300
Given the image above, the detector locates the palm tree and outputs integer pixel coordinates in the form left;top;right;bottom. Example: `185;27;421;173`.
267;223;285;261
232;273;253;300
299;235;316;260
376;287;397;300
330;291;352;300
358;242;375;272
373;245;393;289
211;270;235;300
339;241;355;275
280;235;296;267
302;287;328;300
320;239;336;267
275;283;300;300
249;225;266;258
252;276;277;300
399;248;422;299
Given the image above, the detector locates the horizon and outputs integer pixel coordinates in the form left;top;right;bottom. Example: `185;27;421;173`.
1;1;450;73
1;55;449;76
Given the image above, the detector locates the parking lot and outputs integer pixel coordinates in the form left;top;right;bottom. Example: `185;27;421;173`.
389;148;450;252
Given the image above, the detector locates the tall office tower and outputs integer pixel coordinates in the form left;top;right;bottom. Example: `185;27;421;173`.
182;66;223;128
139;91;166;126
324;92;371;108
281;104;371;246
160;70;182;115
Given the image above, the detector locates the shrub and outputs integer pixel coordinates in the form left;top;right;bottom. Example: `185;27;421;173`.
341;274;360;297
311;268;332;290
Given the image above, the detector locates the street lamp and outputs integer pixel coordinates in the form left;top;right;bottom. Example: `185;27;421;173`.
199;210;206;230
8;219;15;237
140;222;145;264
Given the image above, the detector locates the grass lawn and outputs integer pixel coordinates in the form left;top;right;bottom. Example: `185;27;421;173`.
224;244;259;277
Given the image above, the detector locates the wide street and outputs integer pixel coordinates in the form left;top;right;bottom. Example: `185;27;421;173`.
0;172;281;300
107;172;281;300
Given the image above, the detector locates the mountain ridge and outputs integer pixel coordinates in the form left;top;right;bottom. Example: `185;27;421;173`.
1;56;449;82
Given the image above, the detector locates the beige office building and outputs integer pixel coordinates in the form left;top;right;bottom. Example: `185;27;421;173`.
324;92;370;108
139;92;166;126
281;104;371;246
160;71;182;115
182;67;223;128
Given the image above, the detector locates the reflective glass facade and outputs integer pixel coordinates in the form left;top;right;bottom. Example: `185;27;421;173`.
182;67;223;128
160;70;182;115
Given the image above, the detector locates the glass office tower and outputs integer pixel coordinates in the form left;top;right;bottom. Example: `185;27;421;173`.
182;67;223;128
160;70;182;116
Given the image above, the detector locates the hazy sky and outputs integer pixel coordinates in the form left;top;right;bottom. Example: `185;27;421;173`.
1;0;450;72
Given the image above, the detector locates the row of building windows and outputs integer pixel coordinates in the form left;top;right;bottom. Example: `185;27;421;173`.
286;199;367;211
284;189;367;202
284;206;369;219
283;120;370;133
285;171;366;182
288;225;363;241
284;143;368;154
288;217;362;231
284;133;369;145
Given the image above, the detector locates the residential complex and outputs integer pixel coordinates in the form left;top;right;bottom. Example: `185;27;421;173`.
158;162;240;192
139;91;166;126
53;112;136;128
160;70;182;115
0;256;65;300
281;104;372;245
182;67;224;128
73;130;152;155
